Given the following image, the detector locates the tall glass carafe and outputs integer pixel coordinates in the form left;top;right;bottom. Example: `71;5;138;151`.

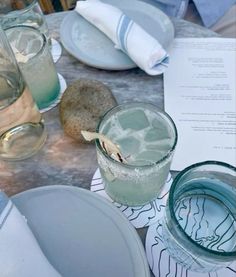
0;25;46;161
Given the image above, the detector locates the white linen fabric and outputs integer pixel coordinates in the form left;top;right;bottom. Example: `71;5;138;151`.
0;191;61;277
75;0;169;75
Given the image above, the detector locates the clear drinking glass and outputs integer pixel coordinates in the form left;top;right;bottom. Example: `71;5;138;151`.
162;161;236;273
0;0;50;43
5;25;60;110
0;25;46;161
95;102;178;206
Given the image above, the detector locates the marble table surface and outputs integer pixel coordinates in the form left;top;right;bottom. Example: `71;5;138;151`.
0;12;218;196
0;10;218;275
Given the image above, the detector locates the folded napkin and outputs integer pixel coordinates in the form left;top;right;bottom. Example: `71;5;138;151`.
75;0;169;75
0;191;61;277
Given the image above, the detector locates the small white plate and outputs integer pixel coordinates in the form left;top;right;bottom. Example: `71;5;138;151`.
60;0;174;70
12;185;150;277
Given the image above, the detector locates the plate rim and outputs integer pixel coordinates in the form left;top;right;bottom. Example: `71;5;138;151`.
60;11;136;70
12;185;151;277
60;0;174;70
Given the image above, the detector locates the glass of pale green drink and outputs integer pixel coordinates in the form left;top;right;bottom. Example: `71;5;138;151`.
5;25;60;110
95;102;178;206
0;0;50;44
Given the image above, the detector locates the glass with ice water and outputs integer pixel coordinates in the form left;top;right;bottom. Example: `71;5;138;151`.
162;161;236;272
96;102;177;206
5;25;60;110
0;0;50;43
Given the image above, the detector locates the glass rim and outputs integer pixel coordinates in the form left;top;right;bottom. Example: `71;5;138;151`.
95;101;178;169
1;0;38;17
5;25;47;61
169;160;236;257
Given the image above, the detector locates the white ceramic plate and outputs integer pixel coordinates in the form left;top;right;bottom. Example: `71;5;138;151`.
60;0;174;70
12;185;150;277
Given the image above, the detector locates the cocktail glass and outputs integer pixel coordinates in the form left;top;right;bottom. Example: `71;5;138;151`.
95;102;178;206
6;25;60;110
0;0;50;43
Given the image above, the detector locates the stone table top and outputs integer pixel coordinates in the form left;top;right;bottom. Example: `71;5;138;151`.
0;10;218;277
0;12;218;196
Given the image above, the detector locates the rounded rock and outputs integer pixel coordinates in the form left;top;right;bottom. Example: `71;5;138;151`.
59;79;117;143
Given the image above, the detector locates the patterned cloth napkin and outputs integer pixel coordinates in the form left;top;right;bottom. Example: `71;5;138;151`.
75;0;169;75
0;191;61;277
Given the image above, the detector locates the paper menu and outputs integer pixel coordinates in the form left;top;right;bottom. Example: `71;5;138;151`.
164;38;236;171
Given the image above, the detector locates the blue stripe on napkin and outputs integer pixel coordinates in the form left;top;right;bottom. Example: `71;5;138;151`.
116;13;169;73
116;14;133;52
0;192;12;229
161;55;170;66
153;54;170;69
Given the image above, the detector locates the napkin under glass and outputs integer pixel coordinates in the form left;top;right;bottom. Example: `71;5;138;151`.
0;191;61;277
75;0;169;75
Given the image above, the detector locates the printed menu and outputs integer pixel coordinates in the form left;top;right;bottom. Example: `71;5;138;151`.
164;38;236;171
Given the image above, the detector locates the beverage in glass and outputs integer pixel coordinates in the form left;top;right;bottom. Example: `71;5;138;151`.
0;25;46;160
6;25;60;110
162;161;236;272
0;0;50;43
96;102;177;206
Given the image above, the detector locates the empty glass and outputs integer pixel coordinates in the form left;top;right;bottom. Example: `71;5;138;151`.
0;25;46;161
162;161;236;272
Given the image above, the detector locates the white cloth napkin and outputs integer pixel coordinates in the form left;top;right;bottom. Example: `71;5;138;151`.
0;191;61;277
75;0;169;75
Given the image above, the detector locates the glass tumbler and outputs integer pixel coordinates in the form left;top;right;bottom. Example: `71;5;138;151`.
0;0;50;43
0;25;46;161
95;102;177;206
5;25;60;110
162;161;236;273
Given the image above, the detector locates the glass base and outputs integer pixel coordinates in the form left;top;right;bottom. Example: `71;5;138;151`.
0;122;47;161
36;79;61;110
